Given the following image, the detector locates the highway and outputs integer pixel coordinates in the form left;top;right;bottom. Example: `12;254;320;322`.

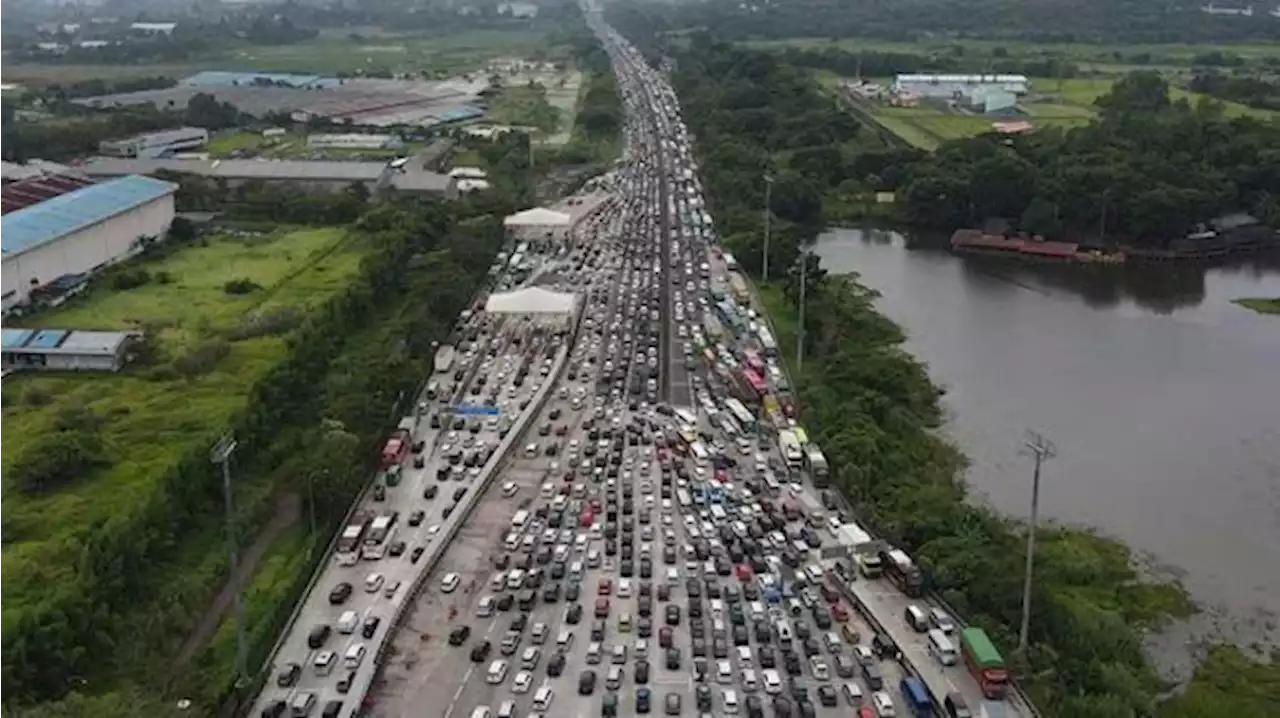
253;3;1039;718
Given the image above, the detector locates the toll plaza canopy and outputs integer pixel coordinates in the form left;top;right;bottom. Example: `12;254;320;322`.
484;287;577;315
503;207;571;235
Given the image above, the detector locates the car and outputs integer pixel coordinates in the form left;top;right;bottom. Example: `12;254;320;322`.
579;670;598;695
442;572;462;593
547;652;567;677
411;546;425;563
336;669;356;695
818;685;838;707
423;485;439;499
871;691;895;717
276;662;301;687
513;671;534;693
328;583;353;605
409;510;426;526
449;626;472;645
362;616;382;639
364;573;385;593
636;687;652;714
664;692;682;716
470;641;492;663
307;624;331;649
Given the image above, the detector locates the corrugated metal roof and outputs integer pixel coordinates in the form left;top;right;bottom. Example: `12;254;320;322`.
1;175;177;256
1;328;36;349
2;173;98;214
28;329;69;348
182;71;341;90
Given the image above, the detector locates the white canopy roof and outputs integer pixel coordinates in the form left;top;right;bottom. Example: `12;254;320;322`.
485;287;576;314
503;207;571;229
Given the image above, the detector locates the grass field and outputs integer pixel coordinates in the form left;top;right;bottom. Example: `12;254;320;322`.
2;28;560;86
0;227;361;608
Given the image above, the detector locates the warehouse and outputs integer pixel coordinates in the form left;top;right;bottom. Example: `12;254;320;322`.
1;328;138;372
99;127;209;158
893;74;1029;98
2;175;178;313
79;157;458;199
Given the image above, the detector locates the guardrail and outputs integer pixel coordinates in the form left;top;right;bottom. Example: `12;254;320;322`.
831;575;947;718
362;297;585;705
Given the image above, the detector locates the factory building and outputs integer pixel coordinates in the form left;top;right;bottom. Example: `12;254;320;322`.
99;127;209;159
1;328;138;372
306;133;404;150
2;175;178;314
894;74;1029;98
962;87;1019;115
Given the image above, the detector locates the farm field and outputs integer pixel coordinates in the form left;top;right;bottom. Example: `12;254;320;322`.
0;226;361;603
847;73;1275;150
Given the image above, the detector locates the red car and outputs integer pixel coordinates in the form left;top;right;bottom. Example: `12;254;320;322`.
831;602;849;622
594;598;610;617
659;626;674;648
598;578;612;595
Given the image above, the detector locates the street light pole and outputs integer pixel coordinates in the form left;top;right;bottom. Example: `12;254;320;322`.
1017;430;1056;656
796;251;808;373
211;433;248;685
762;174;774;282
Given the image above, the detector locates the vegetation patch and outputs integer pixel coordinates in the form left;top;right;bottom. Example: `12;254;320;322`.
1233;297;1280;315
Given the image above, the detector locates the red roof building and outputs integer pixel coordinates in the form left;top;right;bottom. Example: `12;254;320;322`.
2;173;98;215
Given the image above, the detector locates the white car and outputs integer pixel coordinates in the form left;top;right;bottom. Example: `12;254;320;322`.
872;691;896;717
364;573;385;593
441;572;461;593
512;671;534;693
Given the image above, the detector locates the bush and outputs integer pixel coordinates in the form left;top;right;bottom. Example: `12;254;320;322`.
109;268;152;291
171;338;231;378
11;428;106;494
223;278;262;295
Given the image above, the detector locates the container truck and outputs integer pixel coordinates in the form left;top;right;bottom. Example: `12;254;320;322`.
805;445;829;487
881;547;924;597
961;628;1010;700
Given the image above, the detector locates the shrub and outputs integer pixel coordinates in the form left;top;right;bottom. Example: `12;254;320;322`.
222;278;262;295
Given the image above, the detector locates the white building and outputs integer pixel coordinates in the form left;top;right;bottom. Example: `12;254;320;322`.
2;175;178;313
449;166;488;180
893;74;1029;98
99;127;209;159
503;207;572;241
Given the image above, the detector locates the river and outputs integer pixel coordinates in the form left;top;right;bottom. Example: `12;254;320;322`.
813;228;1280;655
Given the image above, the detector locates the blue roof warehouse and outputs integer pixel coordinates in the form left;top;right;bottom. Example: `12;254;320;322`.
1;328;139;372
2;174;178;315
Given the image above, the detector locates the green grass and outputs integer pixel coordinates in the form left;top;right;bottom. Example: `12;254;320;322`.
488;84;565;133
0;228;361;610
206;130;272;155
1233;297;1280;315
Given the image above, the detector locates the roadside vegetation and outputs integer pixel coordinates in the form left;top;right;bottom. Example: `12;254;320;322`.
1233;297;1280;316
666;34;1280;718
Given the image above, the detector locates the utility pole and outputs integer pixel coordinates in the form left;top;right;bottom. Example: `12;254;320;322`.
762;173;774;282
1017;430;1056;657
796;251;808;373
211;433;247;685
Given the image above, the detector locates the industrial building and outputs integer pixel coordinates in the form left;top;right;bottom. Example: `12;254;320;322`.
306;133;404;150
2;171;97;214
99;126;209;158
79;157;458;199
1;328;138;372
961;87;1019;115
2;175;178;313
894;74;1029;98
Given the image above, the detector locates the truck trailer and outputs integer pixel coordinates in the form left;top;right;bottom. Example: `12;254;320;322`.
804;445;829;488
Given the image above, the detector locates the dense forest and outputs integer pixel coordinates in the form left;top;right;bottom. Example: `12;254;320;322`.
610;0;1280;45
1190;71;1280;111
669;35;1280;718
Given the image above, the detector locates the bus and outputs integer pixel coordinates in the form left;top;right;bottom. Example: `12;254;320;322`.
757;326;779;357
678;427;698;447
743;350;765;375
724;398;756;432
674;408;698;426
742;369;767;398
677;489;692;508
709;504;728;521
690;442;710;464
362;516;397;560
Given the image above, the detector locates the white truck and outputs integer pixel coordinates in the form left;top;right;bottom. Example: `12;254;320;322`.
778;430;803;468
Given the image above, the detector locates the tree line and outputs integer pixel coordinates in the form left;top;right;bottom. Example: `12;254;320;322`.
1;196;510;713
898;72;1280;244
1189;71;1280;112
608;0;1280;47
670;36;1279;718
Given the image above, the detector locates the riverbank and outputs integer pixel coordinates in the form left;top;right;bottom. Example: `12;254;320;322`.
753;268;1280;717
1234;297;1280;315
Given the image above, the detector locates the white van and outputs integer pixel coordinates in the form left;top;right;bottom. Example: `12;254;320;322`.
904;604;929;632
533;686;554;711
804;565;825;583
557;630;575;651
313;650;336;676
927;628;958;666
343;643;367;668
723;689;740;714
337;610;359;634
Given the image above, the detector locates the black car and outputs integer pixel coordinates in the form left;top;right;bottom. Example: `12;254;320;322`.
336;669;356;695
327;583;353;605
409;510;426;526
548;652;567;677
307;624;331;648
469;640;491;662
817;685;838;707
423;485;438;499
276;662;301;687
579;670;597;695
362;617;381;639
449;625;471;645
566;603;583;624
389;541;406;557
411;546;425;563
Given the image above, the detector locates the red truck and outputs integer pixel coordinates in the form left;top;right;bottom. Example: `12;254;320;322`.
380;428;410;468
961;627;1010;699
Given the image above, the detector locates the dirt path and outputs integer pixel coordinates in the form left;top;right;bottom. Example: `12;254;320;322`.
170;492;303;676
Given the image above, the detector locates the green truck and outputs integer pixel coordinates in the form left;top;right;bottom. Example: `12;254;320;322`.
960;627;1009;700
